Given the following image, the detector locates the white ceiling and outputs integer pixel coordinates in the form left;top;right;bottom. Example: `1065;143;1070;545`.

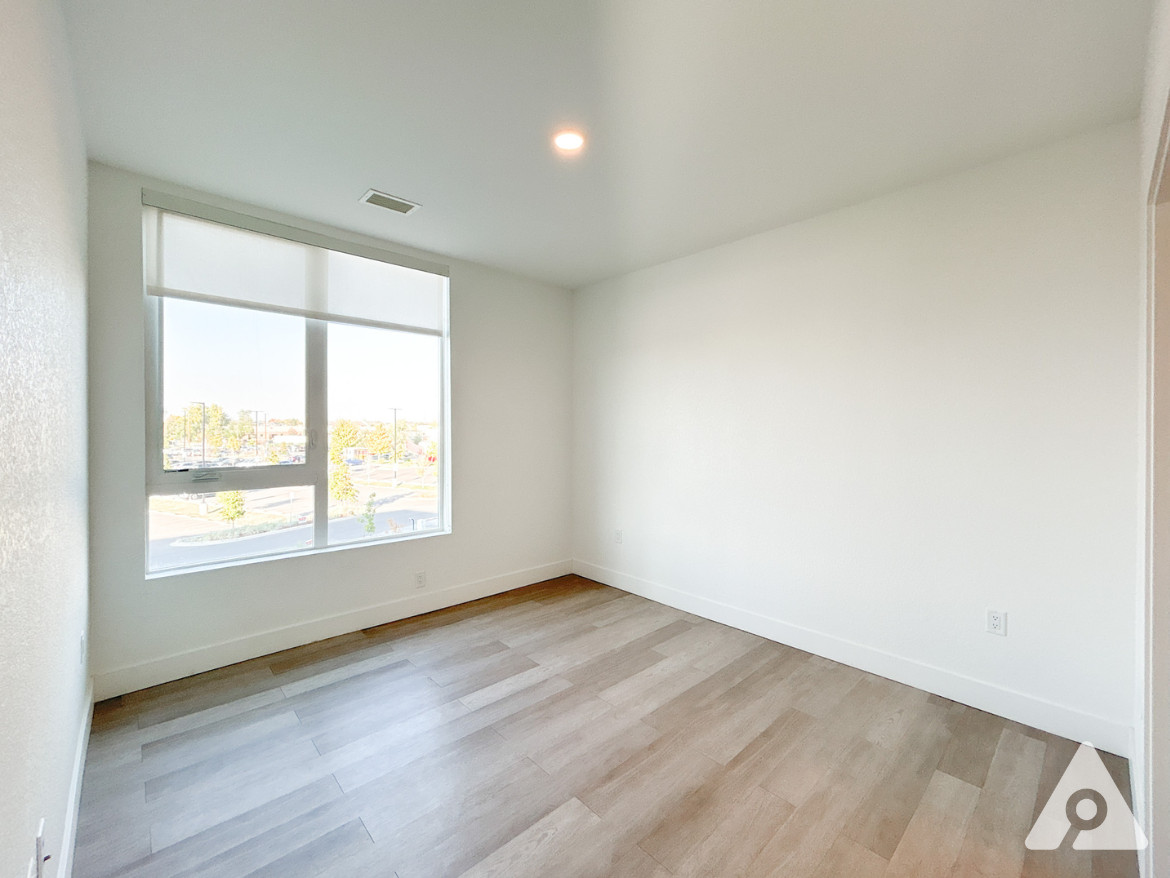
63;0;1152;289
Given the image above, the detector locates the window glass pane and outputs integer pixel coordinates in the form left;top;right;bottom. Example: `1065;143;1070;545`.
148;487;314;572
161;298;306;470
327;323;442;545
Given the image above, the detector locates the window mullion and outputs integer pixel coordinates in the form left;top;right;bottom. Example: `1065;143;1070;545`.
148;466;312;494
306;318;328;547
145;296;165;480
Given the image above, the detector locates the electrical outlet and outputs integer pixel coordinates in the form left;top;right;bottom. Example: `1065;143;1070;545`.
987;610;1007;637
615;529;623;544
413;571;427;590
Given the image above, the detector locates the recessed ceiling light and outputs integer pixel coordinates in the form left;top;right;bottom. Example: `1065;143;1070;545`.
553;130;585;153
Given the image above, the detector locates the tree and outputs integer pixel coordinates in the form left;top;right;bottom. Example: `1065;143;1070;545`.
329;419;360;464
235;409;256;454
329;465;357;507
367;423;393;460
360;493;377;534
420;440;438;487
184;405;205;454
328;419;361;508
393;424;410;464
164;414;184;446
217;490;246;534
223;412;244;454
206;404;226;455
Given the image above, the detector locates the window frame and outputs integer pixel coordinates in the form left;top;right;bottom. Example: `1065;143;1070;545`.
143;193;452;576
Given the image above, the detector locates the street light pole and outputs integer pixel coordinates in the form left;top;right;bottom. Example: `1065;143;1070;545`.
190;401;207;466
255;410;266;459
242;409;265;461
389;407;402;486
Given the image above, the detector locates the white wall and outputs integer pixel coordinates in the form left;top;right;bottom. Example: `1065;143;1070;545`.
0;0;91;875
573;122;1144;756
1143;200;1170;878
88;162;573;699
1141;6;1170;867
1142;0;1170;198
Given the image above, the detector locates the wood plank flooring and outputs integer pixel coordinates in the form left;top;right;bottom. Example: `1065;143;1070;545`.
74;575;1138;878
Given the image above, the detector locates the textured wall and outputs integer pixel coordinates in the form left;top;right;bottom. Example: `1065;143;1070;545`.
0;0;90;875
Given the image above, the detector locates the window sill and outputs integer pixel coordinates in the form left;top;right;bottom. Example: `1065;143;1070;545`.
145;525;452;580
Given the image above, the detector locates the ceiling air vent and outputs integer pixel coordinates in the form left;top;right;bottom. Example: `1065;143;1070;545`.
360;189;420;215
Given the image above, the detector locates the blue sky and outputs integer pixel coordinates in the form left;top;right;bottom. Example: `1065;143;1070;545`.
162;298;440;424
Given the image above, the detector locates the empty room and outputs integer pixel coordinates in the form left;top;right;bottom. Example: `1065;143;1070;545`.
8;0;1170;876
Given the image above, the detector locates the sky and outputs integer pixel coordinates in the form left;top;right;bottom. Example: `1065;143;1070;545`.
162;298;441;425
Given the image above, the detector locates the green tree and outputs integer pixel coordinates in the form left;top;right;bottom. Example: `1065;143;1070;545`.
329;465;357;507
184;405;205;454
393;422;411;463
420;440;438;487
328;419;361;508
329;419;360;464
327;419;358;508
206;404;226;455
367;423;393;460
164;414;184;446
225;429;242;453
360;493;377;534
236;409;256;454
217;490;246;534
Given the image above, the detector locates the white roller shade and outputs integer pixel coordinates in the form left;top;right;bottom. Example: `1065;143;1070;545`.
143;196;448;336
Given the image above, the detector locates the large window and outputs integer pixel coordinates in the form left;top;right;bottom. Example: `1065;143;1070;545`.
144;195;450;574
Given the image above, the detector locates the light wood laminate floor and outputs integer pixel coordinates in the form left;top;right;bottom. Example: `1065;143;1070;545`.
75;575;1138;878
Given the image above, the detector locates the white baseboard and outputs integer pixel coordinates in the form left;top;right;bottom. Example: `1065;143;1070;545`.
1130;737;1149;878
57;677;93;878
573;559;1133;757
93;560;572;700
